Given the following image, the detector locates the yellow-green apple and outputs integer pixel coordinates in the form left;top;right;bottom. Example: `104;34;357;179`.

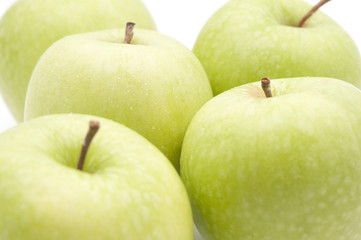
193;0;361;95
24;26;213;170
181;77;361;239
0;114;193;240
0;0;156;121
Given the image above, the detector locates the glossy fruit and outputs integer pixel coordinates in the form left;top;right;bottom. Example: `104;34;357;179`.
194;0;361;95
25;28;213;170
0;114;193;240
181;77;361;240
0;0;156;121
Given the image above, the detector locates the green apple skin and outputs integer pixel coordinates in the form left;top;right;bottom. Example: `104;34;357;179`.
0;114;193;240
181;77;361;240
0;0;156;122
24;28;213;170
193;0;361;95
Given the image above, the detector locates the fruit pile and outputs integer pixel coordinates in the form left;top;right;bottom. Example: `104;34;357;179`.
0;0;360;239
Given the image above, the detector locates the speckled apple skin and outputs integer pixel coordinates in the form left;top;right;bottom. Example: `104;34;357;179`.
0;0;156;122
193;0;361;95
181;78;361;240
0;114;193;240
24;29;213;171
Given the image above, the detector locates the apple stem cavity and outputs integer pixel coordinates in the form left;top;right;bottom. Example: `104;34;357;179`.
297;0;331;27
77;121;100;171
261;78;273;98
123;22;136;44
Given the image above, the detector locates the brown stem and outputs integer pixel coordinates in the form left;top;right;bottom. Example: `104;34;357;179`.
77;121;100;171
261;78;273;98
123;22;136;44
297;0;331;27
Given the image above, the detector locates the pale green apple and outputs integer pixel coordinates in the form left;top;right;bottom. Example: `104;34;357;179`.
181;77;361;239
0;113;193;240
193;0;361;95
0;0;156;122
24;28;213;170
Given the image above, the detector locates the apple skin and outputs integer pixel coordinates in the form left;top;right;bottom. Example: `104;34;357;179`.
181;77;361;240
0;0;156;122
24;28;213;170
193;0;361;95
0;114;193;240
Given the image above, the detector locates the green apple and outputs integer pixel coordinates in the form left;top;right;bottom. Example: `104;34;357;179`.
0;113;193;240
0;0;156;122
24;27;213;170
193;0;361;95
181;77;361;239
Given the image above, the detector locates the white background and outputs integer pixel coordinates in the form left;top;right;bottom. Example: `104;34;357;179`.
0;0;360;133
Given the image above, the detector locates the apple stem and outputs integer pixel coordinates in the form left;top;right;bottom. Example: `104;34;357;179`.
77;121;100;171
123;22;136;44
261;78;273;98
297;0;331;27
